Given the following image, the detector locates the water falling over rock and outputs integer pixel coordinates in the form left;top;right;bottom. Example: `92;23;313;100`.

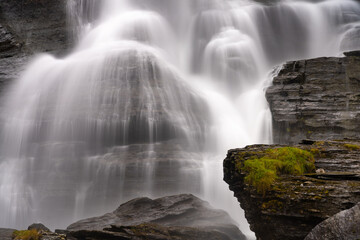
0;0;359;238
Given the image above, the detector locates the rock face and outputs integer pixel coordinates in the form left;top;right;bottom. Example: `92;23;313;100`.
0;0;69;94
305;202;360;240
0;0;69;54
266;51;360;144
67;194;246;240
223;140;360;240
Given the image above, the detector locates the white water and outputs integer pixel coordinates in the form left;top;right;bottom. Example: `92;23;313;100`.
0;0;360;238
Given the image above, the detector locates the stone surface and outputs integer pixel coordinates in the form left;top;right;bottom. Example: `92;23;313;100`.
266;51;360;144
67;194;246;240
0;0;70;98
28;223;51;232
68;224;235;240
0;23;21;57
305;202;360;240
0;0;69;55
0;228;15;240
223;140;360;240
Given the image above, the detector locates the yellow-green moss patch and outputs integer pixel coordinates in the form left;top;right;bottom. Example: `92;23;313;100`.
237;147;315;194
344;144;360;151
12;229;41;240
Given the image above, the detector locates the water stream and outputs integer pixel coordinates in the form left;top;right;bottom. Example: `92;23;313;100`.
0;0;359;238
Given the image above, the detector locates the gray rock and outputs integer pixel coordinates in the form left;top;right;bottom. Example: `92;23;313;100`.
305;202;360;240
0;228;15;240
0;0;69;55
266;52;360;144
67;194;246;240
0;24;21;57
28;223;50;232
0;0;71;104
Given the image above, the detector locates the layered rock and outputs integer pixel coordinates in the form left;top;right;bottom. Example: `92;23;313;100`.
223;140;360;240
266;51;360;144
67;194;246;240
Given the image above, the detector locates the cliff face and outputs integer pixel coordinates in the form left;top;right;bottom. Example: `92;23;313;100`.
224;140;360;240
0;0;69;92
0;0;69;54
266;51;360;144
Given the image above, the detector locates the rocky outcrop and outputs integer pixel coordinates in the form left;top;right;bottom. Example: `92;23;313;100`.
223;140;360;240
0;0;70;95
266;51;360;144
305;202;360;240
67;194;246;240
0;0;69;54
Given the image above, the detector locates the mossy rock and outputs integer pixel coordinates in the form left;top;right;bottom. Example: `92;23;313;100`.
12;229;41;240
236;147;315;194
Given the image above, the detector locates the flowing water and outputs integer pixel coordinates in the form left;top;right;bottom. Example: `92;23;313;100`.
1;0;360;238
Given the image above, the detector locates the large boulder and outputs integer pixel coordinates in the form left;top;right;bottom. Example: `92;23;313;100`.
223;140;360;240
67;194;246;240
305;202;360;240
266;51;360;144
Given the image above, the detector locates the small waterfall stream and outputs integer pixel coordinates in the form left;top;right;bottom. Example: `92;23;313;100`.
0;0;359;238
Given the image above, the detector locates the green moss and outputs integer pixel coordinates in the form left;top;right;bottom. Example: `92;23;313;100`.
12;230;41;240
238;147;315;194
242;159;279;194
344;144;360;151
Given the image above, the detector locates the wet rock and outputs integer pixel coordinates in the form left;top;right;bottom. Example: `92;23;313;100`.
305;202;360;240
0;24;21;57
0;0;70;98
0;228;15;240
68;223;235;240
266;52;360;144
223;140;360;240
0;0;69;55
67;194;246;240
28;223;50;232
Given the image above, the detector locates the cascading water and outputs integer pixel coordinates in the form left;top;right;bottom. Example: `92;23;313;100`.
1;0;360;238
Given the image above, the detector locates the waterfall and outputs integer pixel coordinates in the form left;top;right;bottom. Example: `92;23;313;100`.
0;0;359;238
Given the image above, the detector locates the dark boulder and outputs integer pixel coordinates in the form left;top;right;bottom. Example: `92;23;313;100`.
67;194;246;240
